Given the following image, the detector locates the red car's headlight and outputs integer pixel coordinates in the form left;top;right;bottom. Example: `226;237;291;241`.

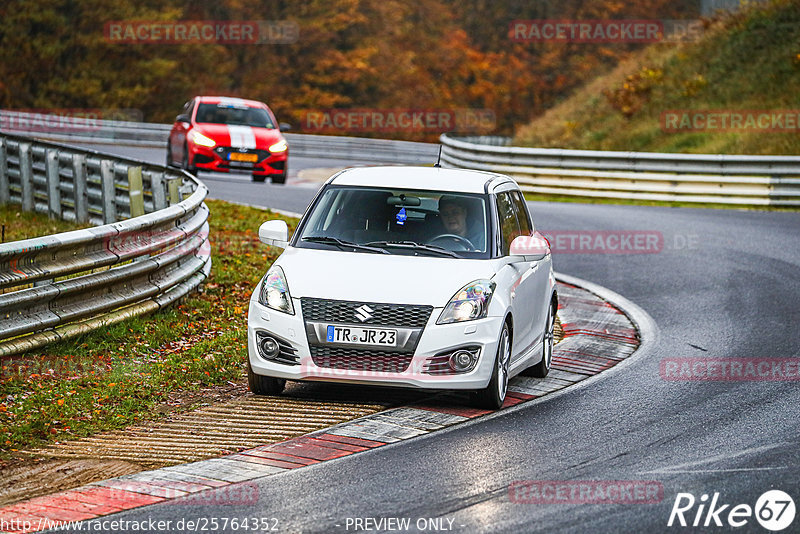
269;139;288;153
190;131;216;148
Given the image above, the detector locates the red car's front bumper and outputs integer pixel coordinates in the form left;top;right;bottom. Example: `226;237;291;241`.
188;144;287;176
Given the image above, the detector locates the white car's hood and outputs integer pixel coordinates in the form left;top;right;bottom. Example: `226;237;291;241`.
276;247;496;306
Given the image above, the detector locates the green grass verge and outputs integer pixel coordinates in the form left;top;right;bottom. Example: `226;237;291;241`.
0;199;298;457
0;205;91;243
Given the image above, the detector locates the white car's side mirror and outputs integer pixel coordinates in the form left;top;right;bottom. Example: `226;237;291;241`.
259;220;289;248
510;232;550;261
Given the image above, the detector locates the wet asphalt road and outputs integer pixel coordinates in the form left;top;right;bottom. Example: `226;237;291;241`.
58;144;800;533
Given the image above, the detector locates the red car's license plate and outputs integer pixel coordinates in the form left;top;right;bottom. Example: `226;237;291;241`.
229;152;258;162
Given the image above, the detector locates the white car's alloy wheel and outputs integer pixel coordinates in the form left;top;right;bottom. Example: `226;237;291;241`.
474;322;511;409
523;302;554;378
543;304;554;369
496;326;511;400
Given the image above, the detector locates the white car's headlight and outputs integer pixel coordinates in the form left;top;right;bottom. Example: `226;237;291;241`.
269;139;288;153
437;280;495;324
190;130;216;148
258;265;294;315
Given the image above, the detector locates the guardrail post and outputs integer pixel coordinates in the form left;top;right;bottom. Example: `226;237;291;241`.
151;170;167;210
45;149;61;219
72;154;89;223
128;166;145;217
166;176;180;206
0;137;8;205
100;160;117;223
19;142;34;212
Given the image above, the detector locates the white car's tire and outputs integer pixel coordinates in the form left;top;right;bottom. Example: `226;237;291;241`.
522;302;554;378
247;359;286;395
474;322;511;410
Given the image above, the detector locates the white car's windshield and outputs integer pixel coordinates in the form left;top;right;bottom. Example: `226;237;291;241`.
296;186;490;258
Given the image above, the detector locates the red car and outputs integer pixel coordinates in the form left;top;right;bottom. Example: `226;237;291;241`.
167;96;290;183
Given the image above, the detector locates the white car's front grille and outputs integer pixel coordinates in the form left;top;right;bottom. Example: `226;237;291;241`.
309;345;414;373
301;298;432;373
300;298;432;328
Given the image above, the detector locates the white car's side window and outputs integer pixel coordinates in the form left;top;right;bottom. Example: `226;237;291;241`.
496;192;522;256
304;190;338;235
511;191;533;236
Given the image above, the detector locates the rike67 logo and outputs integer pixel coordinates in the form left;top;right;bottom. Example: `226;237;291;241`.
668;490;795;531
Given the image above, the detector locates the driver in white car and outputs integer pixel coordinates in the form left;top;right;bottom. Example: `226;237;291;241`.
437;195;485;251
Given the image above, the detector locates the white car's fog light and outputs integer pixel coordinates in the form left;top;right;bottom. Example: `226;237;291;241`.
449;349;478;372
260;336;281;359
424;346;481;375
254;331;300;366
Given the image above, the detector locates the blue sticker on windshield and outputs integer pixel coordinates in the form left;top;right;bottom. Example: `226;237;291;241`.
396;207;407;226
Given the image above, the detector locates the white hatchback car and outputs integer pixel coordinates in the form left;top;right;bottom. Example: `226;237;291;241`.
247;166;557;408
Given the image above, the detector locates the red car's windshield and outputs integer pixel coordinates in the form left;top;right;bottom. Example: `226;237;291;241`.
195;103;275;129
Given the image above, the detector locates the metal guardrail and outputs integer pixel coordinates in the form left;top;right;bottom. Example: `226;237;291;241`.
5;110;798;205
0;109;439;164
285;132;438;164
0;110;172;148
440;134;800;206
0;133;211;357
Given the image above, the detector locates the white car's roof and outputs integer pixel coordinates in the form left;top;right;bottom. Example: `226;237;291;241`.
328;166;515;194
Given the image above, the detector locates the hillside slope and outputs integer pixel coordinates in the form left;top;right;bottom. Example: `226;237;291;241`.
514;0;800;155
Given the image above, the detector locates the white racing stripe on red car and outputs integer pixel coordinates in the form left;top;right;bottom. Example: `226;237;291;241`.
227;125;256;149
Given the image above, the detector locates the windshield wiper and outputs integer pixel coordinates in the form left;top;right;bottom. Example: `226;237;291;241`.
302;236;390;254
364;240;460;258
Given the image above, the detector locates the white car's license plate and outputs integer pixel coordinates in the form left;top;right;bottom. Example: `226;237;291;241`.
326;325;397;346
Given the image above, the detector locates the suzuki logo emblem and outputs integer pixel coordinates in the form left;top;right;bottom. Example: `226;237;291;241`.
355;305;374;323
